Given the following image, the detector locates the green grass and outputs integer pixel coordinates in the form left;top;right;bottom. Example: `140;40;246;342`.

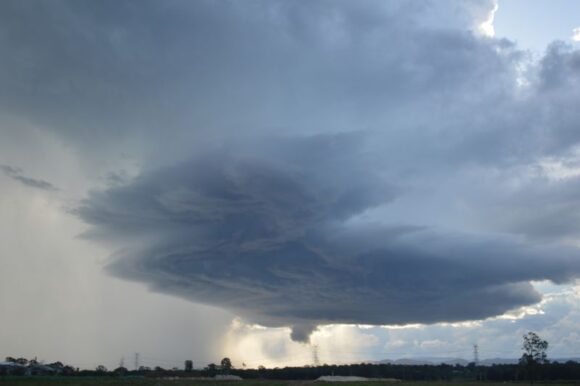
0;379;287;386
1;379;579;386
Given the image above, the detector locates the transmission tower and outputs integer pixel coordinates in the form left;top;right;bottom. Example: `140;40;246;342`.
312;344;320;367
473;344;479;365
134;352;140;370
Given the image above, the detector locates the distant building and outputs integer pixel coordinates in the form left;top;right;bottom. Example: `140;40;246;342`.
0;360;68;376
185;360;193;372
26;363;60;376
0;361;28;375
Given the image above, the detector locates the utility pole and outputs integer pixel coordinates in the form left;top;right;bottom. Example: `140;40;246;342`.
312;344;320;367
473;344;482;381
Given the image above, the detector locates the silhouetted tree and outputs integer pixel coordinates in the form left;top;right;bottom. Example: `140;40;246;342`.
520;331;548;384
206;363;218;377
221;357;233;374
95;365;107;374
62;365;76;375
49;361;64;368
113;366;128;376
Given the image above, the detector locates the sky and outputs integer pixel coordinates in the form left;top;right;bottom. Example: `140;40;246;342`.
1;0;580;370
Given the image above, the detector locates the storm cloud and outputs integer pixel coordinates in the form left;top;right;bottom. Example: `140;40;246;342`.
77;136;580;341
3;0;580;345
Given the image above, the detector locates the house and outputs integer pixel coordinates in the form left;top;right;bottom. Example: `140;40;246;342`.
0;361;27;375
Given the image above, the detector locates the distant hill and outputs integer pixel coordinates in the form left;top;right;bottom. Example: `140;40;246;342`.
479;358;519;365
378;357;469;366
377;357;580;366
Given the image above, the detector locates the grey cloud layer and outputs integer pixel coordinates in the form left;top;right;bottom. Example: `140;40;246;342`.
1;165;58;191
0;0;517;164
4;0;580;342
1;0;576;168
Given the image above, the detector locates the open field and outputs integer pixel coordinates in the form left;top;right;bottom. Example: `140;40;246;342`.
1;379;579;386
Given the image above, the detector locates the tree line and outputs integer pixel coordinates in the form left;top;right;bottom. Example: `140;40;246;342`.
3;332;579;382
4;358;580;382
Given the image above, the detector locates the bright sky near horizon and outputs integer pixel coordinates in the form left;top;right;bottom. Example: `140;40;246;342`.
1;0;580;371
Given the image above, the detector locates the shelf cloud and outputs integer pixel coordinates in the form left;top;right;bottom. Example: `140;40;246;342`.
76;136;580;341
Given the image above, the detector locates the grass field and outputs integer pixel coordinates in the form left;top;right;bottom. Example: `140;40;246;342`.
1;378;579;386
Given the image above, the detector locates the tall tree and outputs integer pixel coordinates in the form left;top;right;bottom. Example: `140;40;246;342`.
206;363;218;377
520;331;548;384
220;357;233;374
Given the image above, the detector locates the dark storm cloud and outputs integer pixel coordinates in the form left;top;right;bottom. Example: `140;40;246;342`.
76;135;580;341
1;164;58;191
0;0;522;165
0;0;576;169
6;0;580;342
